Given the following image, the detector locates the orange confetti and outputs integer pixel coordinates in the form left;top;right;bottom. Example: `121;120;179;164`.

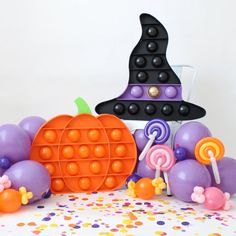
32;230;41;235
64;216;72;220
17;223;25;227
28;222;37;226
135;221;143;226
128;212;137;221
68;223;76;228
126;224;134;228
116;224;124;228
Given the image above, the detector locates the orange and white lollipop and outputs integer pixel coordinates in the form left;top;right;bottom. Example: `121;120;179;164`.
195;137;224;184
146;145;176;195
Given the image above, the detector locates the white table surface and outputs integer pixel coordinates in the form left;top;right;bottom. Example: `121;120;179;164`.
1;190;236;236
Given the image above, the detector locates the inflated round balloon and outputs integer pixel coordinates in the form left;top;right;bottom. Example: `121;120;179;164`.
4;160;50;203
204;187;226;210
133;129;149;151
207;157;236;195
0;167;4;176
174;147;187;161
0;124;31;163
0;156;12;170
169;160;211;202
19;116;46;141
136;158;155;179
0;189;21;213
174;122;211;159
126;174;142;187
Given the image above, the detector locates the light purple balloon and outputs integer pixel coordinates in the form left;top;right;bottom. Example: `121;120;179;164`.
0;167;4;176
134;129;149;151
19;116;46;141
136;158;155;178
0;124;31;163
207;157;236;195
169;160;211;202
4;160;50;203
174;122;211;159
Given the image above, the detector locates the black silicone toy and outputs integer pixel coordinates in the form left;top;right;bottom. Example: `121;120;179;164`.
95;13;206;121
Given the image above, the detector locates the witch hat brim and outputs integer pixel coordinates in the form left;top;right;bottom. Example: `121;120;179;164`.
95;13;206;121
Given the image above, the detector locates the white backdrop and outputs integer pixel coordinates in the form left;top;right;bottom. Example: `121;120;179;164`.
0;0;236;157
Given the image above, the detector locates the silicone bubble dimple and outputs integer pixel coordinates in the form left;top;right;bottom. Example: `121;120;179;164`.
43;130;57;143
89;161;102;174
66;162;79;176
104;176;116;189
79;177;91;190
87;129;100;142
78;145;90;158
67;130;80;142
52;178;65;192
39;146;53;160
44;163;56;176
110;129;122;141
111;160;123;173
62;146;75;159
115;144;127;157
94;145;106;158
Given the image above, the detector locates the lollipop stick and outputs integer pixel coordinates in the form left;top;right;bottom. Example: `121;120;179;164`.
155;165;161;179
163;172;171;196
139;131;157;161
208;150;221;184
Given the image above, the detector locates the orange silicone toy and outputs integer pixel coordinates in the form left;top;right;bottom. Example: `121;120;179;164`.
30;114;137;193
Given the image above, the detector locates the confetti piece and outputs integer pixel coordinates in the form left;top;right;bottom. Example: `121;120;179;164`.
128;212;137;221
1;190;235;235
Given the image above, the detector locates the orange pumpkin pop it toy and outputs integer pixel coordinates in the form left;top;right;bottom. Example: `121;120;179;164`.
30;102;137;193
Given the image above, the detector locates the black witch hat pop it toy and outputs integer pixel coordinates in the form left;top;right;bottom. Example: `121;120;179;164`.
95;13;206;121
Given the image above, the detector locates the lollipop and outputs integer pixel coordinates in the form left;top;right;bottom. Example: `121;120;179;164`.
138;119;170;161
195;137;224;184
146;145;176;195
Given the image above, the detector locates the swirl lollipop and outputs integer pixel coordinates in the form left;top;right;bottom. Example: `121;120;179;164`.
138;119;170;161
195;137;224;184
146;145;176;195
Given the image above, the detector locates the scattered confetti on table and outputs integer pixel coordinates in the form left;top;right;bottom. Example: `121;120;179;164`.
1;190;236;236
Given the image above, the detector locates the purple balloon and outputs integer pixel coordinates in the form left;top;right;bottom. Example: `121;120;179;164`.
174;147;187;161
0;167;4;176
174;122;211;159
134;129;149;151
0;124;31;163
126;174;142;187
19;116;46;141
136;158;155;179
4;160;50;203
169;160;211;202
207;157;236;195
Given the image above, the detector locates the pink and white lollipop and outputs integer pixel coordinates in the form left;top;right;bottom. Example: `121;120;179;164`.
146;145;176;195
